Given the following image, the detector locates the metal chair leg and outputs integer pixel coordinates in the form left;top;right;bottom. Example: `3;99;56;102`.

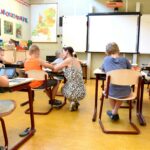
0;117;8;150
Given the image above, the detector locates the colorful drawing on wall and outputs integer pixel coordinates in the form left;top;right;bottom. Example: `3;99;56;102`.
4;21;13;35
16;23;22;39
31;4;57;42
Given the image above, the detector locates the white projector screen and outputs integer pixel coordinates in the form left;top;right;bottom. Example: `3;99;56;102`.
62;16;87;52
139;14;150;54
87;13;140;53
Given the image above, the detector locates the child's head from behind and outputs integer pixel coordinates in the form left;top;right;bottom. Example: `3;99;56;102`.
29;45;40;57
106;42;120;55
55;49;63;58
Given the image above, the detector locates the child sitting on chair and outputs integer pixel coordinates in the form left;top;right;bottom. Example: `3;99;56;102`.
101;42;132;121
24;45;62;107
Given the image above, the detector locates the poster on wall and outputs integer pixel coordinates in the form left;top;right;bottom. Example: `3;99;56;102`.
16;23;22;39
4;21;13;35
31;4;57;42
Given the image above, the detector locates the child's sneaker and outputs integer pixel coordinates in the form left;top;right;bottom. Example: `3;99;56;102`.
75;101;80;110
106;110;119;121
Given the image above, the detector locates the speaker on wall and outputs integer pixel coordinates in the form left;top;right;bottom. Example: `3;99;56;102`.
59;16;63;27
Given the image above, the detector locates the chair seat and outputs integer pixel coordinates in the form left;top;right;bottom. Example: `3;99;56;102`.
0;100;16;117
108;92;136;101
103;91;136;101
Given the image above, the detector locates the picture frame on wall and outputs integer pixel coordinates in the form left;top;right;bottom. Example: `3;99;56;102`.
4;20;13;35
16;23;22;39
31;3;57;42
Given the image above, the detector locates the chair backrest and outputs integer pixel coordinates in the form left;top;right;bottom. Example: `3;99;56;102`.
25;70;48;81
107;69;141;86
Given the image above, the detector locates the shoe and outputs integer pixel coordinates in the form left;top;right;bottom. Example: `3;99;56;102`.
49;99;62;107
69;101;77;111
107;110;119;121
19;127;30;137
75;101;80;110
0;146;5;150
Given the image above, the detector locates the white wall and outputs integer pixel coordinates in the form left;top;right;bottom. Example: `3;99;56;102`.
0;0;30;41
2;0;148;78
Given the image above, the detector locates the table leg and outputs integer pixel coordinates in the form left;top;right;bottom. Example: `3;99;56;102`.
136;78;146;126
92;75;99;122
10;86;36;150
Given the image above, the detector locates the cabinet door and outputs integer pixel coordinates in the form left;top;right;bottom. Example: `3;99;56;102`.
16;51;26;62
4;50;15;63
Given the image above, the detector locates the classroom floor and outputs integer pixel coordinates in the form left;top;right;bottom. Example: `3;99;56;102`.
0;80;150;150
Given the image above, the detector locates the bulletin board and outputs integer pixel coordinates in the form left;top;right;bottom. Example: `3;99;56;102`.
139;14;150;54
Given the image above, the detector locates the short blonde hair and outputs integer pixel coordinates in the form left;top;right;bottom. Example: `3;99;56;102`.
106;42;120;55
29;45;40;55
55;49;63;58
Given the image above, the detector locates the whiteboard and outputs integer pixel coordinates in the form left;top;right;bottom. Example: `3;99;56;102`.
139;14;150;54
87;13;140;53
62;16;87;52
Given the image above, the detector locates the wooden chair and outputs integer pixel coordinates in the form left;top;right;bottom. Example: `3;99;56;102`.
0;100;16;150
99;69;142;134
24;70;53;115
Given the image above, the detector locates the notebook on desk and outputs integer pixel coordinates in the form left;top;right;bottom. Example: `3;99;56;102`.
0;68;16;79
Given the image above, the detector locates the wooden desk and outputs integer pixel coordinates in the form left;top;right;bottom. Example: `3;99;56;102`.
92;68;146;126
3;78;35;150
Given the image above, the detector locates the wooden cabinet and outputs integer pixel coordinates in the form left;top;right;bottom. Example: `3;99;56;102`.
4;50;29;63
3;50;15;63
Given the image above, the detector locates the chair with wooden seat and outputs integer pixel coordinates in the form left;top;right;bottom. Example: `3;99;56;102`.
0;100;16;150
24;70;53;115
99;69;142;134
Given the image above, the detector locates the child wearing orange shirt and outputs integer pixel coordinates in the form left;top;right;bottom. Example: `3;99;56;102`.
24;45;62;106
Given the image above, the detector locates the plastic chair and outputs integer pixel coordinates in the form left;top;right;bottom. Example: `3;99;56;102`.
99;69;142;134
0;100;16;150
24;70;53;115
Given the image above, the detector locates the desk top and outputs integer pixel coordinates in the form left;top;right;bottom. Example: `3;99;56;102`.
5;63;24;68
8;78;33;87
94;68;105;74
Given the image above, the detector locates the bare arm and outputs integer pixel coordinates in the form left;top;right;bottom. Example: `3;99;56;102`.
0;76;9;87
40;59;54;70
52;58;70;72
